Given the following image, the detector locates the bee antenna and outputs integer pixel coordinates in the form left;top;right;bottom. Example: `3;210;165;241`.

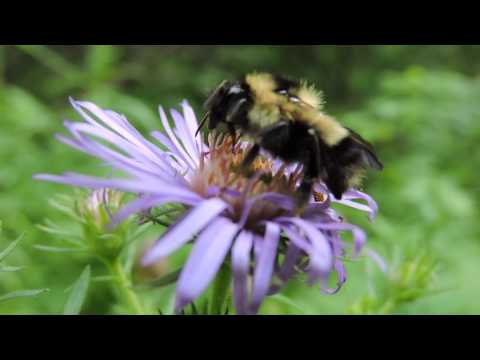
195;112;210;137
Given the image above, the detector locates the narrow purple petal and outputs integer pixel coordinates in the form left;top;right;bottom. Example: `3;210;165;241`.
364;248;389;273
336;190;379;221
268;242;302;296
74;101;157;158
109;195;166;229
67;121;172;175
34;173;195;199
175;217;238;312
238;193;294;228
142;198;229;266
170;108;199;165
250;222;280;314
181;100;205;155
316;223;366;259
278;242;302;282
335;259;347;285
278;217;333;283
320;259;348;295
109;194;200;229
60;121;179;185
63;122;173;181
231;230;254;315
254;235;263;261
151;130;192;171
158;106;196;170
280;225;313;254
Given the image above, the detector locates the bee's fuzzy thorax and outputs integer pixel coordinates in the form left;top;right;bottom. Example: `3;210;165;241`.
245;73;284;129
245;73;282;105
245;73;345;145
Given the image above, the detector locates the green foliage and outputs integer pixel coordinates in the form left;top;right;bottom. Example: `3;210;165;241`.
347;253;439;315
63;265;91;315
0;225;49;304
1;45;479;314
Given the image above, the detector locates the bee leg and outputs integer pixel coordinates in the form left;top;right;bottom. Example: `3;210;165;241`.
227;123;238;152
308;129;328;180
296;177;314;215
240;121;290;175
239;143;260;175
223;142;257;190
296;137;325;214
325;170;348;200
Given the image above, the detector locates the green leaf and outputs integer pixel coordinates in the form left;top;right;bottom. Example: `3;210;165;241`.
0;265;23;273
34;245;87;254
85;46;120;82
0;233;24;262
63;266;91;315
36;223;83;244
0;289;49;303
15;45;82;81
92;276;115;283
269;294;308;315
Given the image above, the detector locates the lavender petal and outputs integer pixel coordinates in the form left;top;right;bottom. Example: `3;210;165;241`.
142;198;229;266
181;100;205;154
170;108;199;165
268;242;302;296
109;193;200;229
364;248;389;273
278;217;333;284
231;230;254;315
250;222;280;314
175;217;238;313
34;172;195;199
336;190;379;221
315;223;367;259
158;106;197;170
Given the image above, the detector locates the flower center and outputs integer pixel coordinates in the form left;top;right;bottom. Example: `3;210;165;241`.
188;134;327;232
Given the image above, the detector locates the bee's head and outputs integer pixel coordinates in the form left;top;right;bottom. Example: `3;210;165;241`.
199;79;251;134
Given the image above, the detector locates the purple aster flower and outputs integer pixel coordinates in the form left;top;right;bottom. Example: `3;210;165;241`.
35;98;384;315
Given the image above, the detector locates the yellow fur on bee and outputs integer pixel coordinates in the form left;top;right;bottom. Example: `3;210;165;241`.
310;113;349;146
246;73;284;128
245;73;283;105
284;105;349;146
246;73;348;145
347;168;367;188
249;104;282;129
295;82;324;109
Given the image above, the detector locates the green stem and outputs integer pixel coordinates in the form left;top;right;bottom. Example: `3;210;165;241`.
110;259;145;315
209;264;232;315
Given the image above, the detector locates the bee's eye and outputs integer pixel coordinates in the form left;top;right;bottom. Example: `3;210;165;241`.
277;90;289;96
289;96;301;103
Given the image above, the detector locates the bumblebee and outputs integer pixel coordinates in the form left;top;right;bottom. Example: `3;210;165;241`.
197;72;383;208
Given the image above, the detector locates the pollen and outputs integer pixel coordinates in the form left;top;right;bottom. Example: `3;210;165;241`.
188;133;308;232
313;191;328;203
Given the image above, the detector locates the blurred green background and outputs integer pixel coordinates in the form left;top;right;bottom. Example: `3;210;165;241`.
0;45;478;315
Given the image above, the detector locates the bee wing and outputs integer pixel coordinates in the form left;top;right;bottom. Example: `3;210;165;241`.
347;128;384;171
